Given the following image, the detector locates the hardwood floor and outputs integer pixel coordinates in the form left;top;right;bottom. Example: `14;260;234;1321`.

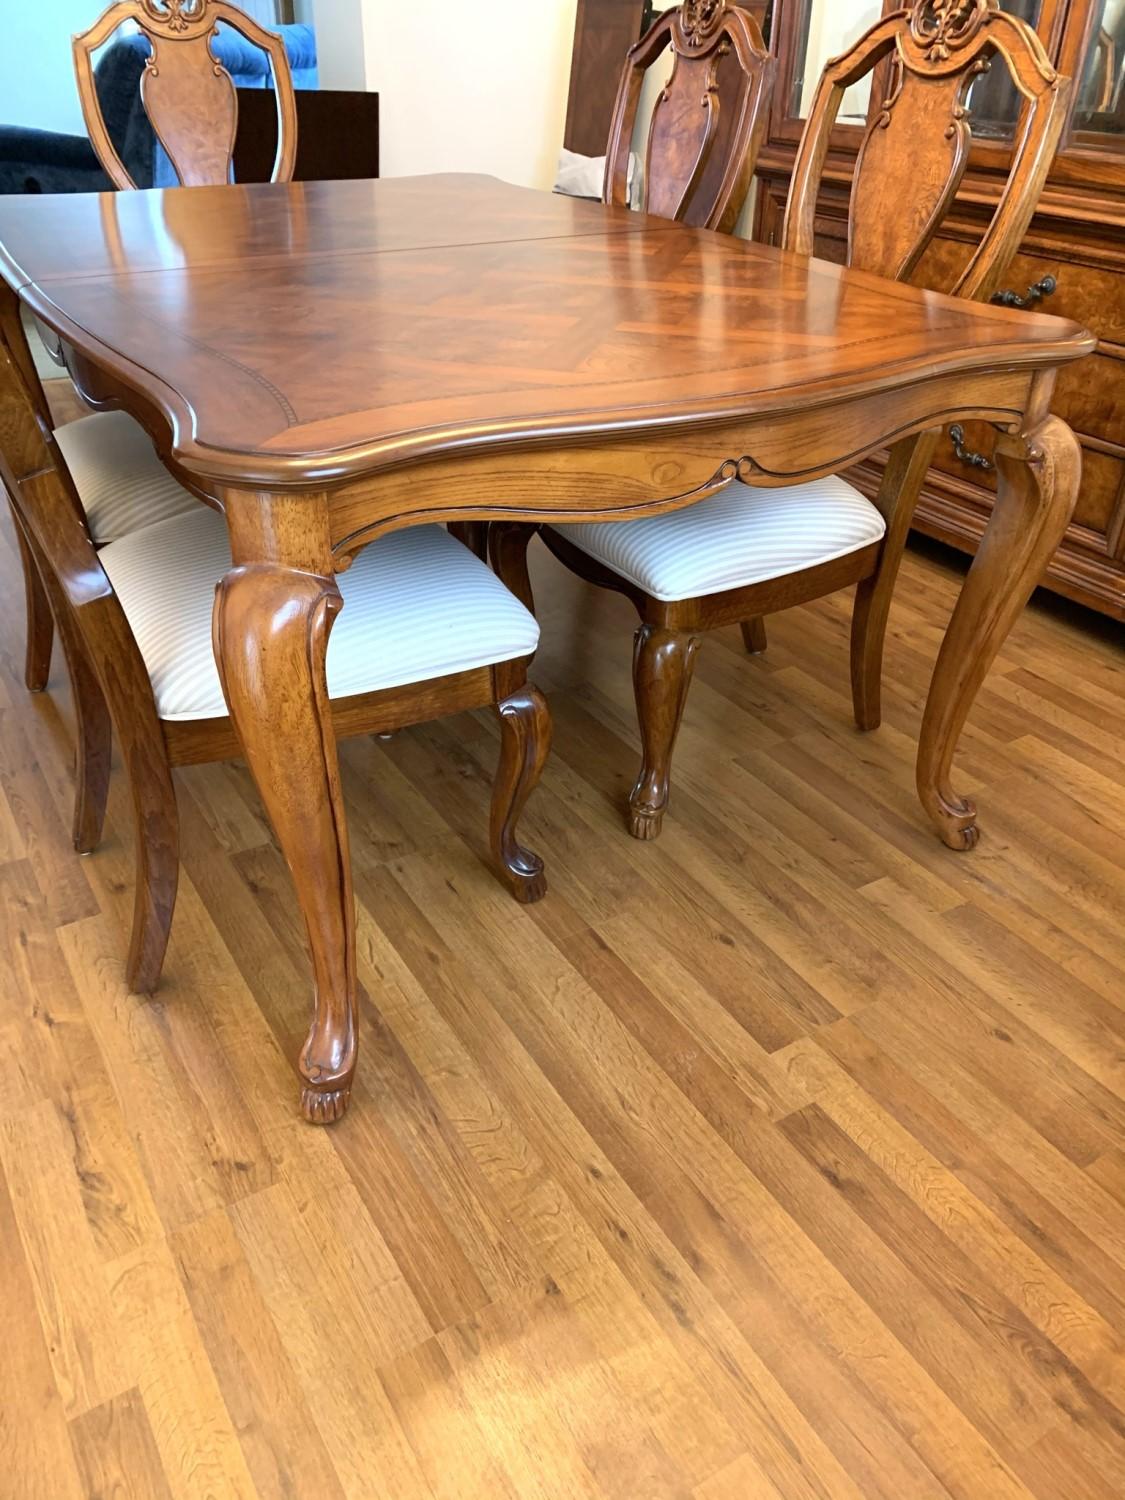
2;476;1125;1499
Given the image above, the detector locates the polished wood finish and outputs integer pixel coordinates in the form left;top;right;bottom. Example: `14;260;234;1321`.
918;400;1082;847
212;510;358;1125
756;0;1125;621
604;1;774;232
850;429;943;729
12;514;53;693
3;501;1125;1499
541;1;1073;839
0;296;64;691
73;0;298;190
491;681;553;903
0;322;550;1125
0;173;1093;1123
0;178;1090;493
629;622;702;838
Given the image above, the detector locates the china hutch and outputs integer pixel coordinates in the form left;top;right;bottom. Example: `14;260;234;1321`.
565;1;1125;620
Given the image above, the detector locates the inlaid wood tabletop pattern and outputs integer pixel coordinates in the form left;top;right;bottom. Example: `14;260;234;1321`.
0;174;1091;485
3;416;1125;1497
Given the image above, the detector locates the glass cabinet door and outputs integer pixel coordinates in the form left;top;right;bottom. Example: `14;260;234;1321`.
963;0;1046;138
783;0;1048;135
787;0;884;124
1070;0;1125;144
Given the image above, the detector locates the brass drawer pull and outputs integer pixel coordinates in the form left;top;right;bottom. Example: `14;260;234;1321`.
949;424;994;472
989;274;1057;309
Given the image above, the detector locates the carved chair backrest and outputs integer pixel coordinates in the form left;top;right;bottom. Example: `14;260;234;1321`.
73;0;298;190
783;1;1071;302
604;1;775;233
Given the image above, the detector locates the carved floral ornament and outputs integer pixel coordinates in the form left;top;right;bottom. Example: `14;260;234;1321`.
141;0;207;33
909;0;992;63
679;0;726;48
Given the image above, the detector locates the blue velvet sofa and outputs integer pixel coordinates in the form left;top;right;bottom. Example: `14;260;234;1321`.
0;23;316;194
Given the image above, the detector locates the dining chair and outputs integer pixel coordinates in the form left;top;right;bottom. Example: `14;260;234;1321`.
0;338;551;997
9;0;299;699
498;0;1070;839
73;0;298;190
604;0;774;232
450;0;774;566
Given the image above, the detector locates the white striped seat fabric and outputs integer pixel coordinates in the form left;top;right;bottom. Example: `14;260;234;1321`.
100;508;540;722
556;475;886;602
54;411;198;544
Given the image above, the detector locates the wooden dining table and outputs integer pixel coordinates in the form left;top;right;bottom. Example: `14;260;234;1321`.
0;173;1094;1123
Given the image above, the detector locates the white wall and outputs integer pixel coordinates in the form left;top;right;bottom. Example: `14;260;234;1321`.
314;0;578;189
1;0;97;135
311;0;369;92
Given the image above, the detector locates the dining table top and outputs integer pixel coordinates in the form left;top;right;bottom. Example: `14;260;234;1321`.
0;173;1095;494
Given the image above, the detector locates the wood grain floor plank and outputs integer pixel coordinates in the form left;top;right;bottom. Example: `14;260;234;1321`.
228;1179;437;1499
105;1238;260;1500
172;1209;348;1500
2;507;1123;1500
783;1036;1125;1395
0;1162;86;1500
0;1099;133;1418
67;1390;175;1500
381;853;1013;1500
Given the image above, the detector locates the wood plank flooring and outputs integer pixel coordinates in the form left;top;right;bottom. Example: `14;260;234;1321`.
2;460;1124;1499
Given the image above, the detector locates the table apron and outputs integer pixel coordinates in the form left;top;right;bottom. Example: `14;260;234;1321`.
324;367;1038;560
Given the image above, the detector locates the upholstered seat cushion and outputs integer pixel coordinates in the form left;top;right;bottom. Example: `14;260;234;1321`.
54;411;198;544
100;509;540;721
556;476;886;602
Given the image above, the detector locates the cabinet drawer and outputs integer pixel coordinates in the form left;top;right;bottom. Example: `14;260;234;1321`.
914;238;1125;346
986;250;1125;349
931;420;1125;545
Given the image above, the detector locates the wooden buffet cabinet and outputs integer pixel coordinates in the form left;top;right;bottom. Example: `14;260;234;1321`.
566;1;1125;620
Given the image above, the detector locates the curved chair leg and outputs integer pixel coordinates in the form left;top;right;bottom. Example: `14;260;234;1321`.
13;504;112;853
11;500;54;691
850;578;885;733
850;430;941;732
122;742;179;996
741;617;767;654
4;413;177;985
629;624;701;841
54;586;112;856
488;521;539;615
491;683;551;903
69;646;113;856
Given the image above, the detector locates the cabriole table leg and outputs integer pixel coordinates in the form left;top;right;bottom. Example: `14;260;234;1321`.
916;412;1081;850
213;494;358;1124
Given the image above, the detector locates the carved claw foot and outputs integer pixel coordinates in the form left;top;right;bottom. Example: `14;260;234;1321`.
630;624;699;846
300;1084;352;1125
932;791;980;851
627;802;665;841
